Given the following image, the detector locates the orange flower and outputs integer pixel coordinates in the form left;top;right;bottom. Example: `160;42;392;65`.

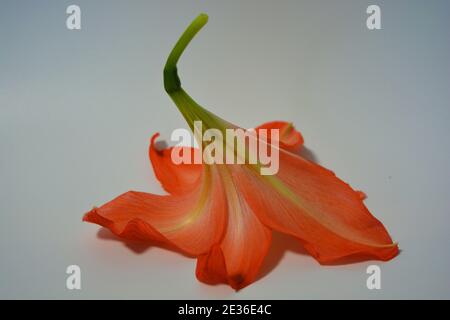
84;14;398;290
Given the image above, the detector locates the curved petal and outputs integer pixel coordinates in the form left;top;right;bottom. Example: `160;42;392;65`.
83;164;226;256
237;150;398;264
196;166;272;290
149;133;202;195
256;121;304;152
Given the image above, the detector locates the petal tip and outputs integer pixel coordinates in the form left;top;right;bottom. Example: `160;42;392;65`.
82;207;97;222
82;207;112;228
150;132;161;146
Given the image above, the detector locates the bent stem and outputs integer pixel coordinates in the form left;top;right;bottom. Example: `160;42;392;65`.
164;14;208;94
163;14;231;135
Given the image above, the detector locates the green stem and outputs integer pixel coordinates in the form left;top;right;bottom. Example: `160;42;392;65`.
162;13;234;146
162;14;229;131
163;13;209;94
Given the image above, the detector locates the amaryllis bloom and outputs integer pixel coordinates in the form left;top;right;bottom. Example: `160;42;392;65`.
84;14;398;290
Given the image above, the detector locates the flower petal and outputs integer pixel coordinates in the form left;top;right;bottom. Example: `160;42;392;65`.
196;166;272;290
83;164;226;256
256;121;304;152
237;150;398;264
149;133;202;195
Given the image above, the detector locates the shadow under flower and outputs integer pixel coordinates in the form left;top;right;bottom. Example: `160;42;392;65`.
96;228;194;258
298;146;319;164
256;232;310;281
